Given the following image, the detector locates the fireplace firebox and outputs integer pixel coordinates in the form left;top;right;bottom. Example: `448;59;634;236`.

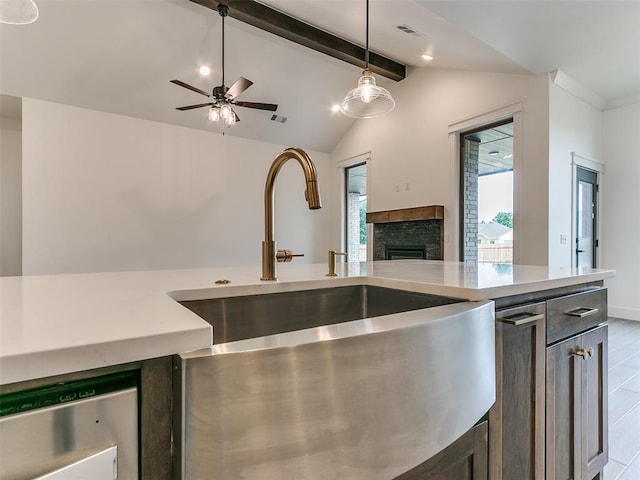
385;245;428;260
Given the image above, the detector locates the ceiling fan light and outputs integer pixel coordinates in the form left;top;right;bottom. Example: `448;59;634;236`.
340;69;395;118
220;104;233;120
226;112;237;125
0;0;39;25
208;107;220;122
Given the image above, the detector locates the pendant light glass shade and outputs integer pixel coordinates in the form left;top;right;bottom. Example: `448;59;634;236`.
0;0;39;25
340;69;395;118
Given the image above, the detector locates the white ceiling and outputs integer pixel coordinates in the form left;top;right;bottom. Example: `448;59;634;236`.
1;0;638;153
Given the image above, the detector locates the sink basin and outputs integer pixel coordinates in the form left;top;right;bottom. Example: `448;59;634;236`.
174;282;495;480
179;284;462;344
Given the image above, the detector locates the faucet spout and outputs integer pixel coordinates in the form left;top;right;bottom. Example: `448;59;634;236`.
262;147;322;281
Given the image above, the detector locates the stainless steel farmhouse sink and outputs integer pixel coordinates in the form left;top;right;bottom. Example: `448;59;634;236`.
178;284;464;344
171;282;496;480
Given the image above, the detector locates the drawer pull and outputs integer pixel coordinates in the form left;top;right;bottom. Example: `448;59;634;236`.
572;347;594;359
566;307;599;318
496;312;544;326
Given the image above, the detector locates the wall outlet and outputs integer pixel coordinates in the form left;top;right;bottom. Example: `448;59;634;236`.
560;234;567;245
396;185;400;192
405;182;410;191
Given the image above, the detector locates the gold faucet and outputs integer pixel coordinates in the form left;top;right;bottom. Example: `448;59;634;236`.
326;250;347;277
261;147;322;281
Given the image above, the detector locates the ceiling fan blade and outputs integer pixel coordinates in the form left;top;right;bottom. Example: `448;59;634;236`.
176;103;214;111
225;77;253;100
170;80;210;97
233;101;278;112
233;111;240;123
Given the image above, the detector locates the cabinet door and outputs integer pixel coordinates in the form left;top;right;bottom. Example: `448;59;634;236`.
582;325;608;480
490;302;546;480
546;325;608;480
393;421;488;480
546;333;581;480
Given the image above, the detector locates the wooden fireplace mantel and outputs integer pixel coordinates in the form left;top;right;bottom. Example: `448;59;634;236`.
366;205;444;224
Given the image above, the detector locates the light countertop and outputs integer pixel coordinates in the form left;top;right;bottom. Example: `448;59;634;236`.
0;260;614;385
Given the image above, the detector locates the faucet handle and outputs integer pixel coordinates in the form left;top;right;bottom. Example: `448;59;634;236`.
326;250;347;277
276;249;304;263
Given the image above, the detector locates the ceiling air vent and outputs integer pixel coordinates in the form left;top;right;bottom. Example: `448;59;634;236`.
395;24;424;37
270;114;287;124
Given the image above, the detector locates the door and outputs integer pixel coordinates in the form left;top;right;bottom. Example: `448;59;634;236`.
459;119;514;263
345;162;368;262
546;325;608;480
576;167;598;268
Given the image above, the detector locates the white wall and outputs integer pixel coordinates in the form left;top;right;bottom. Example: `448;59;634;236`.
602;102;640;320
548;82;603;267
22;98;330;274
0;116;22;276
330;68;549;265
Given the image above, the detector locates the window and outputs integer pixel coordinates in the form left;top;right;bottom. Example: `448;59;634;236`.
345;162;367;262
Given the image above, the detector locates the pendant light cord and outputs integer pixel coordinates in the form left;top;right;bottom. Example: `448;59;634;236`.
365;0;369;69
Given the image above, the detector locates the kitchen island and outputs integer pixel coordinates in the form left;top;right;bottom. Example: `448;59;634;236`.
0;260;613;385
0;260;615;479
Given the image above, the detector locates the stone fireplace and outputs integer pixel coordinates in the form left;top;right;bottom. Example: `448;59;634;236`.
366;205;444;261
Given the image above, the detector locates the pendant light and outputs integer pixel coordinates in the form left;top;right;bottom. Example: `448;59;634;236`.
339;0;395;118
0;0;39;25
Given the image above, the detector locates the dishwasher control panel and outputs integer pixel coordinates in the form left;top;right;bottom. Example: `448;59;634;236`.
0;370;138;417
0;370;139;480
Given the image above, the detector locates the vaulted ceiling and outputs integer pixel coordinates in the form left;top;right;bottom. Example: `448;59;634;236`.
1;0;638;153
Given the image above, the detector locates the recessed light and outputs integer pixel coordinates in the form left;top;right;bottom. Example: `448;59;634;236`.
199;65;211;76
421;54;434;61
331;104;341;113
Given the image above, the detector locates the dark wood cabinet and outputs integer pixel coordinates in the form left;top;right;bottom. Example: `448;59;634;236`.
488;283;608;480
490;302;546;480
394;421;488;480
546;324;608;480
546;288;607;345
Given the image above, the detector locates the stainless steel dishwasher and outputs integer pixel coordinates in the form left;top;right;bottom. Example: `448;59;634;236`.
0;371;139;480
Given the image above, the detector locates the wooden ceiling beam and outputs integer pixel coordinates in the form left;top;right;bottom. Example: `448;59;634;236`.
188;0;406;82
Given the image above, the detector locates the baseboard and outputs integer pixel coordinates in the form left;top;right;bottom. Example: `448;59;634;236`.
609;306;640;321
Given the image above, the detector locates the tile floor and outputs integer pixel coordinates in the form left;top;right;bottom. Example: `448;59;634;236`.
603;318;640;480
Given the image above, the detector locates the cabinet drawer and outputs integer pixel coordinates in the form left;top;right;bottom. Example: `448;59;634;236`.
546;288;607;345
496;302;545;327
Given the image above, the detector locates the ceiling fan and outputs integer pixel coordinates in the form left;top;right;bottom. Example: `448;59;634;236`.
170;3;277;126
